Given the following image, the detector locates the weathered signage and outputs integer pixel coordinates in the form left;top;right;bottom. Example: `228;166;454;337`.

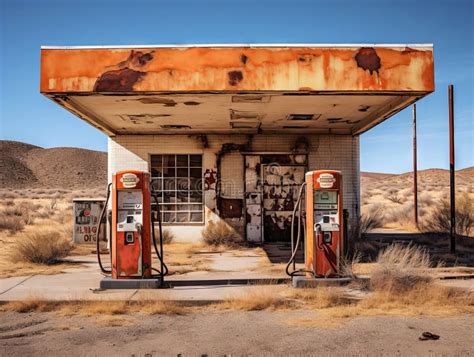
73;199;106;243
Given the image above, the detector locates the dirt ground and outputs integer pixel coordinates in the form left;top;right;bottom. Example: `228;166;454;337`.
0;310;473;356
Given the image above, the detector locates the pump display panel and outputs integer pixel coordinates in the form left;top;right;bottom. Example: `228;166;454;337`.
314;191;338;210
117;190;143;232
313;190;339;232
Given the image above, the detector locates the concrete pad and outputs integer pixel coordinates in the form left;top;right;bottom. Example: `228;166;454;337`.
292;276;352;288
207;251;264;272
0;276;33;295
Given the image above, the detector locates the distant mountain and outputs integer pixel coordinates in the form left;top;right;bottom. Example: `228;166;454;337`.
361;167;473;191
0;140;107;189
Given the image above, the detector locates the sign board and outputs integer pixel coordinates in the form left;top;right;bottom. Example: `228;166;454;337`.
73;199;106;244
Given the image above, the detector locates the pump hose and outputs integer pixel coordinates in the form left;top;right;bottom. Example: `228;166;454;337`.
151;193;168;277
96;183;112;274
286;182;308;276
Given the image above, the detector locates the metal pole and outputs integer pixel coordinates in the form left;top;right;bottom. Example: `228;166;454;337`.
448;84;456;254
413;104;418;227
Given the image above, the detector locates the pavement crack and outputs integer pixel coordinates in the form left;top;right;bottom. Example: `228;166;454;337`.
0;275;35;296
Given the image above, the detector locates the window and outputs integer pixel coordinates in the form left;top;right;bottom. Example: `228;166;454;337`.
150;154;203;223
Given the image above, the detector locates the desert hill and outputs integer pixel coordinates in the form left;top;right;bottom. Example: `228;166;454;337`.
1;140;107;189
361;167;473;192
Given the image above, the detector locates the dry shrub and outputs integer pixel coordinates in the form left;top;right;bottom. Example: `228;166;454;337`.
0;202;36;231
339;252;361;278
371;244;432;293
155;228;174;244
12;227;73;264
220;288;290;311
0;216;25;234
423;193;473;236
386;189;403;204
361;208;383;233
201;220;242;247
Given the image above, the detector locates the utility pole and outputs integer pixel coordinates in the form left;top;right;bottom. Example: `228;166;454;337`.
448;84;456;254
413;104;418;228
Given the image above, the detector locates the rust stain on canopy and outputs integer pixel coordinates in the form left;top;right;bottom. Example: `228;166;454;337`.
40;45;434;93
39;44;434;136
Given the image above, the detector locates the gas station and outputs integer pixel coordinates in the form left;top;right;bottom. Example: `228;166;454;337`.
40;44;434;287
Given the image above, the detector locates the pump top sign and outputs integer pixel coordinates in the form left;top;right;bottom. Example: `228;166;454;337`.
317;173;336;188
120;173;140;188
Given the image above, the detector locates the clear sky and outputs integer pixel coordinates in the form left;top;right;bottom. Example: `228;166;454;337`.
1;0;472;173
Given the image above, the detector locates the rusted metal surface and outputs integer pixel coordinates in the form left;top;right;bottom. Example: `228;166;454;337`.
448;84;456;253
41;45;434;93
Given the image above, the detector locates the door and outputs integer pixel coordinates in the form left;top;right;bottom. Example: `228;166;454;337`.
262;164;306;242
245;155;262;243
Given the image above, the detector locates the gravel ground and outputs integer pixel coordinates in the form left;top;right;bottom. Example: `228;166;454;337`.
1;311;473;356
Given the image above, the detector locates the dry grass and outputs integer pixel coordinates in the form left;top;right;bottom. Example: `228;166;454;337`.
12;227;73;264
219;287;291;311
285;286;348;308
136;299;186;315
1;298;188;316
201;220;243;247
370;244;433;292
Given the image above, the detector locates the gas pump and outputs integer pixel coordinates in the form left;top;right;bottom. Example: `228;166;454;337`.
96;170;168;289
286;170;347;282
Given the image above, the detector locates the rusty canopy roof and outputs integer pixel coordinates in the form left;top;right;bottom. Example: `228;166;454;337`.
40;44;434;136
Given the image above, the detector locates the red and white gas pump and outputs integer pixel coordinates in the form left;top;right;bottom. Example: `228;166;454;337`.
286;170;348;282
96;170;167;288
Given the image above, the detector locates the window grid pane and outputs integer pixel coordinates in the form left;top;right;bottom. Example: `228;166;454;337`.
151;154;203;224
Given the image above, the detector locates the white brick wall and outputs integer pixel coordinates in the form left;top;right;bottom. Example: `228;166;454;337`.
108;134;360;242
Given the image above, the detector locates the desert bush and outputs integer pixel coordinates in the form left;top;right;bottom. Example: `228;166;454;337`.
0;216;25;234
2;202;38;227
360;208;383;234
4;200;15;207
154;228;174;244
386;189;403;204
370;244;432;293
418;192;434;207
201;220;242;247
12;228;73;264
423;193;473;236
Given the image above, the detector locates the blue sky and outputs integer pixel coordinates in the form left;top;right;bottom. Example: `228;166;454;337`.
1;0;472;173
